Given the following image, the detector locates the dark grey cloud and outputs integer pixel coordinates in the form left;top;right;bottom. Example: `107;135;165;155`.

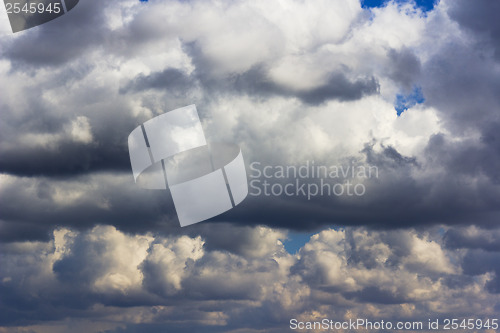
232;66;380;105
104;323;229;333
296;73;379;104
122;59;379;106
444;226;500;252
343;286;409;304
0;99;142;177
448;0;500;60
0;174;180;242
3;135;500;244
119;68;195;94
462;250;500;293
421;37;500;132
0;141;130;177
183;43;380;105
387;47;421;90
216;138;500;231
417;2;500;198
0;70;158;179
441;225;500;293
2;0;108;67
424;130;500;188
363;141;418;169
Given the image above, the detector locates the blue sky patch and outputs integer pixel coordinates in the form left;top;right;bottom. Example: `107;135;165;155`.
361;0;436;12
395;86;425;115
283;231;317;254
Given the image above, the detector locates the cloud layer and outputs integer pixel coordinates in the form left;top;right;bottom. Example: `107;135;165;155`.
1;0;500;234
1;225;499;332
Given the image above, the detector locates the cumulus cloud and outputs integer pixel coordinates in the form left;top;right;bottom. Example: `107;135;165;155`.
1;0;499;234
1;226;499;332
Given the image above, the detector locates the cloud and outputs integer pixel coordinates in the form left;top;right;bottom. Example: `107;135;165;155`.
122;46;381;105
387;47;422;90
2;0;109;67
444;225;500;252
1;225;499;331
447;0;500;60
444;225;500;293
0;0;499;237
0;173;180;242
119;68;195;94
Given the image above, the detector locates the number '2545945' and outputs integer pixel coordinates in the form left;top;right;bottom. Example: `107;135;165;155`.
3;0;79;33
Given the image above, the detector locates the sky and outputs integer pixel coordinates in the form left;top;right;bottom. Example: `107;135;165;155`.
0;0;500;332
